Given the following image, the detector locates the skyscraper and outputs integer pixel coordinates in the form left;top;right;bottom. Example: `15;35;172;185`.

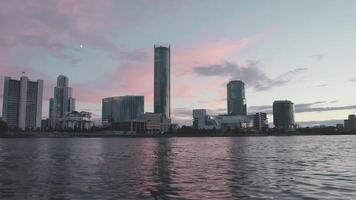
154;44;170;119
102;95;144;127
227;80;247;115
50;75;76;128
2;76;43;130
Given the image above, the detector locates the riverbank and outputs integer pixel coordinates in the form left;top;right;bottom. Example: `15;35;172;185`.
1;130;356;138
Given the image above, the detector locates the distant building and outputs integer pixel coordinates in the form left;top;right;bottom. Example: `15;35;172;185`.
139;112;171;133
2;76;43;130
192;109;253;131
50;75;76;129
59;111;93;130
344;114;356;130
154;44;170;119
113;121;146;134
41;119;50;131
213;114;254;130
113;113;171;134
254;112;268;131
273;100;295;130
102;96;144;127
336;124;344;130
192;109;217;130
227;80;247;116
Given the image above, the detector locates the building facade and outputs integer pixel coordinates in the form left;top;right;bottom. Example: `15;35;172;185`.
59;111;93;130
192;109;217;130
344;114;356;130
50;75;76;129
227;80;247;115
102;96;144;127
253;112;268;131
192;109;253;131
154;44;171;119
273;100;295;130
2;76;43;130
139;112;171;133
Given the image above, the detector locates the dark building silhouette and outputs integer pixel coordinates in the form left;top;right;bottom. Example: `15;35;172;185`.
227;80;247;115
154;44;170;119
273;100;295;130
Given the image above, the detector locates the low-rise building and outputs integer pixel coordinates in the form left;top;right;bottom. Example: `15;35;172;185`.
192;109;254;131
113;120;146;134
139;112;171;133
59;111;94;131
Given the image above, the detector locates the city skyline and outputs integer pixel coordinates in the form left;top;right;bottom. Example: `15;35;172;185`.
1;1;356;126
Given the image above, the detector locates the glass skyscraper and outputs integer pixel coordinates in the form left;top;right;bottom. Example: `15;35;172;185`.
273;100;295;130
102;96;144;127
2;76;43;130
154;44;170;119
227;80;247;115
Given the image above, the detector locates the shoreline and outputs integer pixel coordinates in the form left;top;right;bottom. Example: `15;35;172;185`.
1;131;356;138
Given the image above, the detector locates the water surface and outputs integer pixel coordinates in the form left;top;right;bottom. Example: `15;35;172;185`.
0;135;356;199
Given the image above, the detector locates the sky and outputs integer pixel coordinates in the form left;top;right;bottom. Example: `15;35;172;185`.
1;0;356;126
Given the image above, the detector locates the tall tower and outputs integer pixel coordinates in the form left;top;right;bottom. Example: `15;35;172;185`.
227;80;247;115
154;44;170;119
2;76;43;130
50;75;76;128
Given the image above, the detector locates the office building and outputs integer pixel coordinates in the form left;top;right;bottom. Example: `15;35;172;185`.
227;80;247;115
102;95;144;127
50;75;76;128
344;114;356;130
192;109;217;130
139;112;171;133
273;100;295;130
154;44;170;119
2;76;43;130
254;112;268;131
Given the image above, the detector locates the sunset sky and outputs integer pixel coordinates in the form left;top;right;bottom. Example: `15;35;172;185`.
1;0;356;126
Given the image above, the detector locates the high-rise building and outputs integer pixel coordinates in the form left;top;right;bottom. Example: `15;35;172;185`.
2;76;43;130
102;95;144;127
254;112;268;131
273;100;295;130
154;44;170;119
227;80;247;115
50;75;76;128
49;98;54;128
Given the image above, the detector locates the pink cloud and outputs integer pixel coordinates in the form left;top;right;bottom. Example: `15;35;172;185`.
172;34;265;75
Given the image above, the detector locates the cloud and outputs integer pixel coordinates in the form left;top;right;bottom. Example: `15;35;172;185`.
0;0;146;67
194;61;308;91
349;78;356;82
310;54;324;61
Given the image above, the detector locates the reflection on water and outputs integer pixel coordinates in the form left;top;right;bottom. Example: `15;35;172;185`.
0;136;356;199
